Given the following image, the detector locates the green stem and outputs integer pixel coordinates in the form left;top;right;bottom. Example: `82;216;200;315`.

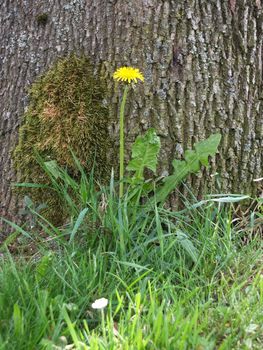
119;85;129;198
101;309;106;340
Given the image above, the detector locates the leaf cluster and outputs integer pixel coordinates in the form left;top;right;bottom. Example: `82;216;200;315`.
126;129;221;205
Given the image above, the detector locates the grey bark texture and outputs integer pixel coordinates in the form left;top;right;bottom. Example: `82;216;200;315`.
0;0;262;238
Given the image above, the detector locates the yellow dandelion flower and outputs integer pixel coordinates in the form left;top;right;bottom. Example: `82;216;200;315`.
113;66;144;84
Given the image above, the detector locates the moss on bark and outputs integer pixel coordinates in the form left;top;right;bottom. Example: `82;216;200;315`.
13;54;113;224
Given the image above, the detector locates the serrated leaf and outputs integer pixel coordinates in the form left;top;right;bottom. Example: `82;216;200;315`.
183;150;200;172
195;133;221;166
127;128;161;180
155;134;221;204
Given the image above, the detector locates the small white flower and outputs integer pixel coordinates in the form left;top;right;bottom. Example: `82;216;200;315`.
91;297;108;310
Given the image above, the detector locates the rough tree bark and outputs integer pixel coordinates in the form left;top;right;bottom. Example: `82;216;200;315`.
0;0;262;238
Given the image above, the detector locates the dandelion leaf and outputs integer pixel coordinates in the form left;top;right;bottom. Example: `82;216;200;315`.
155;134;221;204
127;128;161;180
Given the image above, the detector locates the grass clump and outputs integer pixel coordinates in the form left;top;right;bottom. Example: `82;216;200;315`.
2;153;262;349
0;204;262;349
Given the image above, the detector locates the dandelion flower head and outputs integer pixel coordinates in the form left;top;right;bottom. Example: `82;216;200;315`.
113;66;144;84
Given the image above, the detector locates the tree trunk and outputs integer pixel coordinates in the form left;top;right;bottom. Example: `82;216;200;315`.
1;0;262;238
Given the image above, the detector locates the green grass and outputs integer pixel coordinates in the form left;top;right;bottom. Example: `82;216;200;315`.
0;204;262;349
1;157;262;349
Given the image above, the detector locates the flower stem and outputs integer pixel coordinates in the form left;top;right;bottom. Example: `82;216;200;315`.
101;309;106;340
119;85;129;198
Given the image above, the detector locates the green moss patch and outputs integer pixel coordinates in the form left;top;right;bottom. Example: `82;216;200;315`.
13;55;113;224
